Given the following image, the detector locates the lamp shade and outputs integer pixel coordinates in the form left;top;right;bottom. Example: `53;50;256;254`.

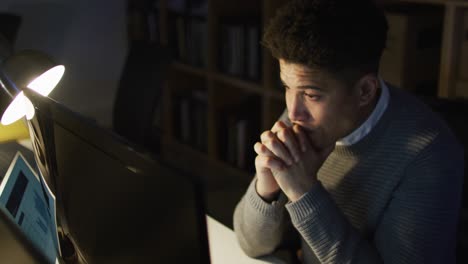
0;50;64;125
0;69;34;125
2;50;65;96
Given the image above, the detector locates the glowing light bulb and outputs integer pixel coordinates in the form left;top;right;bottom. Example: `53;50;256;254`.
25;96;35;120
1;91;35;125
27;65;65;96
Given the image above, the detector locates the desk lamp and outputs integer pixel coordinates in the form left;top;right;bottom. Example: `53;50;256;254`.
0;50;65;125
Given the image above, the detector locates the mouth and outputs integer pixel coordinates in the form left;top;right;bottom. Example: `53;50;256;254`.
291;123;321;145
292;124;316;141
292;122;314;133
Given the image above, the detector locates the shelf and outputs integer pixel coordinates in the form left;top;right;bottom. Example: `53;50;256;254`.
161;139;252;185
213;73;263;94
172;62;208;78
397;0;468;7
215;158;256;180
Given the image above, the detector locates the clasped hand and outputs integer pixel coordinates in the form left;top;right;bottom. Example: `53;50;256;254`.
254;121;334;202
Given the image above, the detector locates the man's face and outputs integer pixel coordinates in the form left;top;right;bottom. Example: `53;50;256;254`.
280;59;363;149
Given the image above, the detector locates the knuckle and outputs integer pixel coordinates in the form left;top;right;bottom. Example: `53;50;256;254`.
276;121;287;128
255;143;270;155
265;157;275;167
277;129;287;138
260;130;274;140
278;128;291;140
269;139;281;149
255;155;263;165
276;131;285;141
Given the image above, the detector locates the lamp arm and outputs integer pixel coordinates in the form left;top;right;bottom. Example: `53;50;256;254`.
0;69;20;99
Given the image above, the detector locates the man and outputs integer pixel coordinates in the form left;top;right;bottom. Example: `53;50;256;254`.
233;0;464;263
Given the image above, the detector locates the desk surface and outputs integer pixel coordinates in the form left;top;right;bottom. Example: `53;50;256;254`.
206;216;286;264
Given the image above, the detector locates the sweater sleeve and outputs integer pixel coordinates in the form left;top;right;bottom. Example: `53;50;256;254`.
285;135;464;264
233;178;289;257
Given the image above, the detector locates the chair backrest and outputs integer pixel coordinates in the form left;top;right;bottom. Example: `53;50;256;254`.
421;96;468;263
112;41;172;153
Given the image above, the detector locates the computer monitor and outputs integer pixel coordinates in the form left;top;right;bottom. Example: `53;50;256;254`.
24;89;210;263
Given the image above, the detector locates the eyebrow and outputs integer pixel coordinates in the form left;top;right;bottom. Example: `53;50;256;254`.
280;80;324;91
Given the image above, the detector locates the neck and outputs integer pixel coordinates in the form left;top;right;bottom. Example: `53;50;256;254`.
355;85;382;131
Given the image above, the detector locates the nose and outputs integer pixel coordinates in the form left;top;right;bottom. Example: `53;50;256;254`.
287;93;308;122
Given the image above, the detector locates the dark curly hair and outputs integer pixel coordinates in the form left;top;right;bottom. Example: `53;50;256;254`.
262;0;388;85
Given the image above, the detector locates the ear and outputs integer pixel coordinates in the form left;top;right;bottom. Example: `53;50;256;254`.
355;74;379;107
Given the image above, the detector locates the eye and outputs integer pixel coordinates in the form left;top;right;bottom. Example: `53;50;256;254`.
304;93;321;101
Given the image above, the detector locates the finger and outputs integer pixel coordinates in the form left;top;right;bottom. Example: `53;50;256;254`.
276;128;301;163
260;130;276;143
254;142;275;157
255;155;285;171
271;121;289;133
292;125;308;153
262;138;294;165
260;131;294;165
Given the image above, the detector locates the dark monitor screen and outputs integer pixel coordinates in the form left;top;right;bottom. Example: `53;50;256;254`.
24;89;210;263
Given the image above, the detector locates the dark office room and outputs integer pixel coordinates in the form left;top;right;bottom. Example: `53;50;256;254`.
0;0;467;263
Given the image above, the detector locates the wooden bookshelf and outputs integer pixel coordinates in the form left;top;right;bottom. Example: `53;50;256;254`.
126;0;291;181
172;62;208;77
125;0;467;223
379;0;468;98
399;0;468;7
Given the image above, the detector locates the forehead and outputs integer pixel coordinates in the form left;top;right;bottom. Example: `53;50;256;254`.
279;59;331;86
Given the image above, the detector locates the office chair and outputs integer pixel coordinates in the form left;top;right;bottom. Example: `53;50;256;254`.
112;41;172;154
421;96;468;264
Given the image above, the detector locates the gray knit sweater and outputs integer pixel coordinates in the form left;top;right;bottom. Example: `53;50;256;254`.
233;86;464;263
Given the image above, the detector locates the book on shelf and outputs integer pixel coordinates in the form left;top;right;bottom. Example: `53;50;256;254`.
458;10;468;82
168;12;207;67
192;90;208;151
220;22;245;77
175;15;187;61
379;8;442;95
187;16;208;67
168;0;187;13
146;8;160;43
168;0;207;15
217;96;261;172
172;89;208;152
127;1;160;43
188;0;208;16
245;24;261;81
219;19;261;82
